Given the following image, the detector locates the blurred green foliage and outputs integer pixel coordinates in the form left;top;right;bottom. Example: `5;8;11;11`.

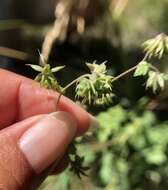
39;100;168;190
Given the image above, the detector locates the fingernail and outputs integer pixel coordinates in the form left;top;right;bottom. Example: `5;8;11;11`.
19;112;77;174
89;114;100;132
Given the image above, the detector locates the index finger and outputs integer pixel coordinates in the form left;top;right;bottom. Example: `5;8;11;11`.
0;69;90;135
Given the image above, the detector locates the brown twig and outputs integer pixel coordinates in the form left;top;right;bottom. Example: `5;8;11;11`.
41;0;76;65
0;46;36;63
0;19;24;30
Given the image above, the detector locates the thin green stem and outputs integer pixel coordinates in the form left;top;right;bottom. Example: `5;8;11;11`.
111;52;161;83
62;74;90;92
55;52;161;110
111;65;138;83
111;52;149;84
55;74;90;110
142;53;149;61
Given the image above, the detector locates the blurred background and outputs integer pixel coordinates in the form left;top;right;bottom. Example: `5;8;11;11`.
0;0;168;189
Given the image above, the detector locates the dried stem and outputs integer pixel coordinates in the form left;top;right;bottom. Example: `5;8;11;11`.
41;0;75;65
0;46;36;63
0;19;24;30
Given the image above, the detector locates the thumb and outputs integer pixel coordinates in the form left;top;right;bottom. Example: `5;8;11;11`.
0;112;77;190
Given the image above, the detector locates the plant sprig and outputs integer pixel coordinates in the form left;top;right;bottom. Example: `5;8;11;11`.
133;34;168;93
28;33;168;178
28;63;65;92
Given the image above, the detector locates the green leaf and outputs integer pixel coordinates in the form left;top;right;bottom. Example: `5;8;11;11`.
163;73;168;81
157;74;165;89
97;105;127;142
51;65;65;73
27;64;43;72
165;37;168;51
134;61;150;77
100;152;113;184
143;146;167;165
146;71;166;93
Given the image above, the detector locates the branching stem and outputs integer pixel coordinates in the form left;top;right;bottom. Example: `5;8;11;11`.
55;55;161;110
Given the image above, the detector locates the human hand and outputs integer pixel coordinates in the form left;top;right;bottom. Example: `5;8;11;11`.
0;69;93;190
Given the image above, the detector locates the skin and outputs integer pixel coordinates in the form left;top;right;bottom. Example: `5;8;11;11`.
0;69;90;190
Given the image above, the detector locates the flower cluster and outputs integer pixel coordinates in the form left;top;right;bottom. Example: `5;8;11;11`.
28;63;64;92
142;33;168;59
76;61;114;106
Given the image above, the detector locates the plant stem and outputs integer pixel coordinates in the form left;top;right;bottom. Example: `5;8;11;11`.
55;93;62;111
0;19;24;30
63;74;90;92
142;53;148;61
0;46;36;63
55;74;90;110
111;53;160;83
142;52;160;72
55;54;161;110
150;65;160;72
111;65;138;83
